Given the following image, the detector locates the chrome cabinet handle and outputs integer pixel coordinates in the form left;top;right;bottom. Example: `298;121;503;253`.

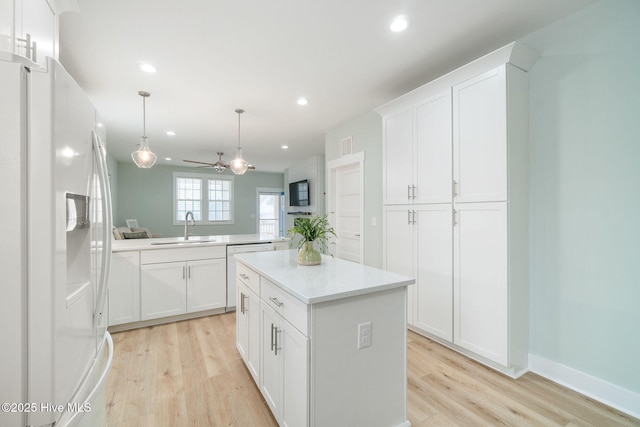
183;266;186;280
240;292;246;314
240;273;249;280
407;184;411;200
271;323;276;352
274;327;281;356
269;297;284;307
412;185;416;199
453;180;458;197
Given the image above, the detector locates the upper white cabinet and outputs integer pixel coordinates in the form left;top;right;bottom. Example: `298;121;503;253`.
0;0;57;68
383;109;413;205
453;66;508;203
379;42;537;377
382;89;452;205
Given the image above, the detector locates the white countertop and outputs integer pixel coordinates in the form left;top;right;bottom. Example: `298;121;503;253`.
112;233;289;252
234;250;415;304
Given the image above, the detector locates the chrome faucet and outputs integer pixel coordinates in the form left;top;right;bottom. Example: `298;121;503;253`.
184;211;195;240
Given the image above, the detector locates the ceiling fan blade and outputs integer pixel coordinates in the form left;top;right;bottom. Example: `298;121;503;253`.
183;159;216;166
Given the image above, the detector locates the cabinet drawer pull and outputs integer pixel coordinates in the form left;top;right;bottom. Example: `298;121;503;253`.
271;323;276;351
407;184;411;200
269;297;284;307
240;273;250;280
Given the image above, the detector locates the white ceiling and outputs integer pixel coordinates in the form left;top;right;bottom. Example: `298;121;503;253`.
59;0;594;173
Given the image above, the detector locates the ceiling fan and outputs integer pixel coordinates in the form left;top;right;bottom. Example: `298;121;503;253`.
183;152;255;173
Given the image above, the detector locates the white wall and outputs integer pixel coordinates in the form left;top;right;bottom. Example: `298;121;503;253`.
522;0;640;413
325;112;383;268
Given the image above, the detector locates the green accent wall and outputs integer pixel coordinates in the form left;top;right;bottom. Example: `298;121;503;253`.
522;0;640;393
114;162;284;238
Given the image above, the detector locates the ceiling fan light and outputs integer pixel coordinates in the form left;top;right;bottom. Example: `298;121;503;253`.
131;136;157;168
230;147;249;175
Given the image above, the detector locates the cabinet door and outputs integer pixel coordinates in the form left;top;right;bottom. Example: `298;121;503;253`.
186;258;226;312
453;66;507;203
260;302;282;420
247;286;261;383
236;282;250;362
237;282;261;383
383;109;413;205
17;0;56;66
453;202;508;365
140;261;186;320
383;206;415;325
415;90;453;204
108;252;140;326
414;205;453;341
281;322;309;427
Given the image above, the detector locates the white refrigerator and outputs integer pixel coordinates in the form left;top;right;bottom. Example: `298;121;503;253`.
0;55;113;427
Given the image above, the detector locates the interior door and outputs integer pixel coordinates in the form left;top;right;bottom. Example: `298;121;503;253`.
333;162;362;262
327;153;364;263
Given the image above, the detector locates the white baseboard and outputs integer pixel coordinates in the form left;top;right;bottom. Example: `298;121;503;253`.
528;353;640;420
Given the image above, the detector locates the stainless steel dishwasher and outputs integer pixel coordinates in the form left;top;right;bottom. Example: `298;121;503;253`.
226;243;274;310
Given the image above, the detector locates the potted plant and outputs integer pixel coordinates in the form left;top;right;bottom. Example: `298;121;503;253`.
287;214;337;265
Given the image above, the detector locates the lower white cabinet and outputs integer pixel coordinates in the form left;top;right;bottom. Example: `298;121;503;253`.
140;261;187;320
384;204;453;341
186;258;226;312
108;251;140;325
236;280;260;383
259;301;308;427
454;201;509;366
140;246;226;321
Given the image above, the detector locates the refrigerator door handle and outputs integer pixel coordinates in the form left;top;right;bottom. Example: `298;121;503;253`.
56;331;114;427
92;131;113;327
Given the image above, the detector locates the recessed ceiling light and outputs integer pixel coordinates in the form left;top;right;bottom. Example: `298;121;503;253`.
390;15;410;32
166;130;176;136
297;97;309;106
139;62;157;73
281;145;289;150
165;157;172;161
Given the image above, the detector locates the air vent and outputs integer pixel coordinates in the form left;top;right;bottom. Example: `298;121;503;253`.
341;136;353;156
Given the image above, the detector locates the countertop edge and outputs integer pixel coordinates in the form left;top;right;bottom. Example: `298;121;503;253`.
235;251;415;305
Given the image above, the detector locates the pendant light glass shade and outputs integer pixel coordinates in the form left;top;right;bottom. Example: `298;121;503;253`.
131;91;157;168
230;108;249;175
229;146;248;175
131;136;157;168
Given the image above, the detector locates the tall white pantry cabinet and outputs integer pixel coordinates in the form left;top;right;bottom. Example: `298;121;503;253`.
378;43;538;377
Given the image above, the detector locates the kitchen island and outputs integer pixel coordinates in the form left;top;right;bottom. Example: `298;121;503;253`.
235;250;414;427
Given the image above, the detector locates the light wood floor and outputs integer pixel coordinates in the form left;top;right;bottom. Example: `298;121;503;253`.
106;313;639;426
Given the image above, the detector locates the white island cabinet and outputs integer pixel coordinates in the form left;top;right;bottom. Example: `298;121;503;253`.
235;250;414;427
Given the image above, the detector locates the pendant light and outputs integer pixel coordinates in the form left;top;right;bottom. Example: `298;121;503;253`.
229;108;249;175
131;91;157;168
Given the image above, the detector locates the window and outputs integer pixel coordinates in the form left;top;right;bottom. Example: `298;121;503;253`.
174;172;234;225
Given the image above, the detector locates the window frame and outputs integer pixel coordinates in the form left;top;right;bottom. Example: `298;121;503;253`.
173;171;235;226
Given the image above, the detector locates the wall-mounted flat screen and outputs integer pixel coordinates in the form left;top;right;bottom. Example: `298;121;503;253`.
289;179;310;206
